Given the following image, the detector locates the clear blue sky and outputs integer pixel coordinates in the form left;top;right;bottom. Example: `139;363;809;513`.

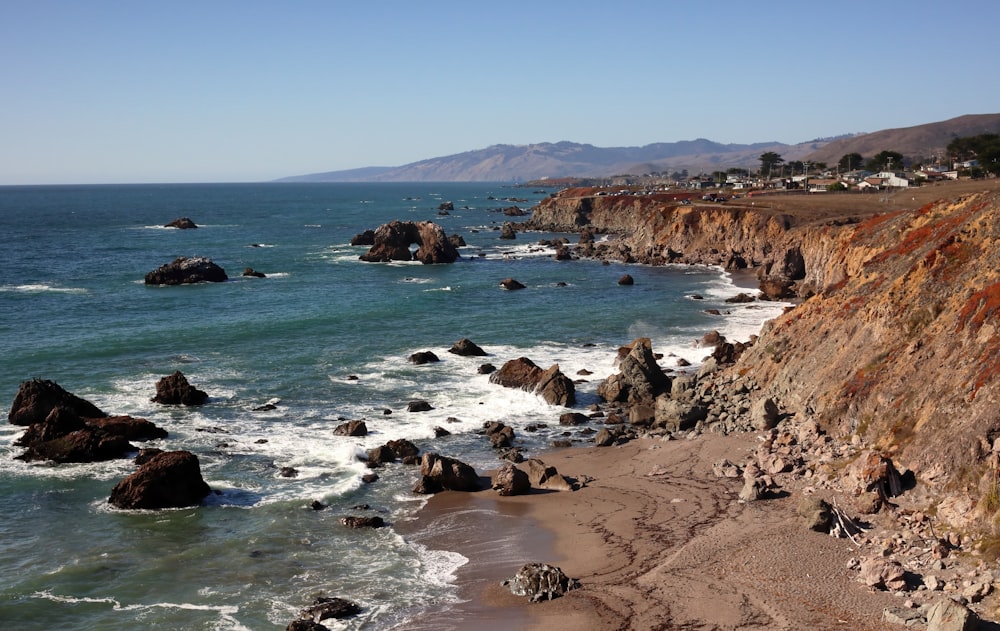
2;0;997;184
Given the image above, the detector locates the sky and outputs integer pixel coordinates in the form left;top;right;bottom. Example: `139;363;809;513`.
2;0;998;184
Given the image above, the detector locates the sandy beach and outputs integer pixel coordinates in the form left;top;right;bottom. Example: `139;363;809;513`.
404;433;908;630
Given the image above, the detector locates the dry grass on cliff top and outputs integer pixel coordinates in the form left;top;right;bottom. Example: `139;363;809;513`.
731;178;1000;225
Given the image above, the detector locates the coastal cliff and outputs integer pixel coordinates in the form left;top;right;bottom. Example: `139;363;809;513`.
529;183;1000;532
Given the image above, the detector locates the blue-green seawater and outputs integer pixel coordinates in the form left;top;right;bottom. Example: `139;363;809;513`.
0;183;783;630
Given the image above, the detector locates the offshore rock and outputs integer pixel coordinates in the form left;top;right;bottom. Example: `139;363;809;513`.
108;450;212;509
144;256;228;285
448;338;488;356
490;357;575;406
152;371;208;406
164;217;197;229
8;378;106;426
359;220;459;264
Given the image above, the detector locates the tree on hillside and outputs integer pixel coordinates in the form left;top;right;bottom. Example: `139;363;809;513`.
865;150;904;173
947;134;1000;175
838;153;864;172
759;152;783;178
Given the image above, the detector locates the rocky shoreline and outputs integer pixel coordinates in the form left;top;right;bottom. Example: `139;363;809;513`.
399;181;1000;630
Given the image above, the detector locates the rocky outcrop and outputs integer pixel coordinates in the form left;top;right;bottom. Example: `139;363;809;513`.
448;338;488;356
8;378;106;426
144;256;228;285
9;380;166;463
489;357;576;406
525;189;815;295
164;217;197;229
358;220;459;264
108;450;212;509
152;371;208;406
294;597;362;626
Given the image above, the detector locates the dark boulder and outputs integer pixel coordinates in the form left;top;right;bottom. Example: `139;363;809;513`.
413;452;481;493
407;400;433;412
297;596;362;624
503;563;580;602
341;515;385;528
489;358;575;407
502;206;526;216
359;220;459;264
559;412;589;426
165;217;197;229
448;234;466;248
409;351;440;365
14;405;165;463
438;201;454;211
242;267;266;278
108;450;212;509
87;415;168;441
478;363;497;375
499;222;517;240
386;438;420;461
152;371;208;406
492;462;531;496
8;378;106;426
144;256;228;285
483;421;515;449
448;338;487;357
597;338;669;407
333;420;368;437
499;278;526;290
350;230;375;246
618;274;634;286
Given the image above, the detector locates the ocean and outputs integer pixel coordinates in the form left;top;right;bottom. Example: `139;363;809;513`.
0;182;784;630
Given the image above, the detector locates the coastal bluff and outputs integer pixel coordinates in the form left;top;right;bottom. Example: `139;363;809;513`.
528;181;1000;535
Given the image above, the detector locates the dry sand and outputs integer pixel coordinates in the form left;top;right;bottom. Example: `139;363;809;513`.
405;433;908;630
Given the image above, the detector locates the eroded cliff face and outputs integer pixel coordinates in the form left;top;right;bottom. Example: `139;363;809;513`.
530;186;1000;530
741;190;1000;526
527;188;840;297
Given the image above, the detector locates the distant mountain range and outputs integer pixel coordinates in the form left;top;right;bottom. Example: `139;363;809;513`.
276;114;1000;183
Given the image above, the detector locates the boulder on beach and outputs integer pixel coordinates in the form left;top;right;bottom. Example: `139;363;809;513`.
152;371;208;406
502;562;580;602
108;450;212;510
413;452;481;493
144;256;228;285
492;462;531;496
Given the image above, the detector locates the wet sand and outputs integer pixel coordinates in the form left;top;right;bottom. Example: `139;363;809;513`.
405;434;906;630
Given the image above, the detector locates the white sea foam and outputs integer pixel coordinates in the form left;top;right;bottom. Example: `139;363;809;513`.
0;283;87;294
31;591;249;630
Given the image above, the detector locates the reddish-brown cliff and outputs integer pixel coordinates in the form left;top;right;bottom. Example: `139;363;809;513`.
529;182;1000;532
